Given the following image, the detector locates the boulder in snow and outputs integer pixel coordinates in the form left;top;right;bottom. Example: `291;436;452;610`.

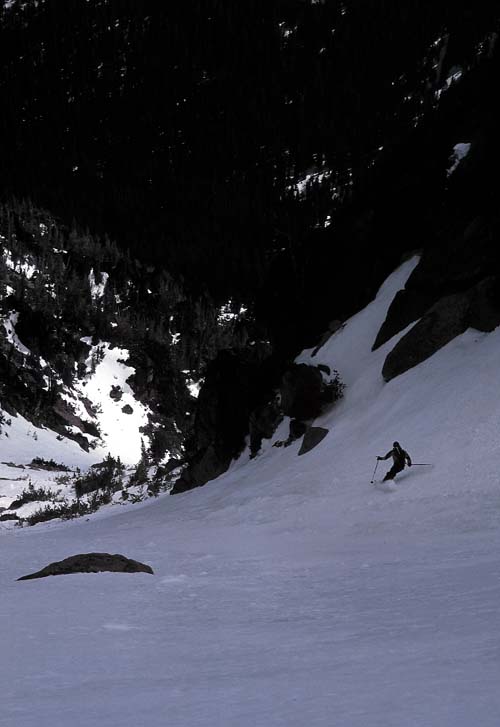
17;553;154;581
298;427;329;456
110;385;123;401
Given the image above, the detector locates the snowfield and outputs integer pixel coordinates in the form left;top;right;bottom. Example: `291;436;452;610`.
2;257;500;726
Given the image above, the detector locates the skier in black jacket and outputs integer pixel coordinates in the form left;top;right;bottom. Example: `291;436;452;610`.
377;441;412;481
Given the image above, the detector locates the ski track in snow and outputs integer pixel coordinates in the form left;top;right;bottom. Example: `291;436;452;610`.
2;256;500;726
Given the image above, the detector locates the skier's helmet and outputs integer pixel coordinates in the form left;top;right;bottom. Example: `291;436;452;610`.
393;441;400;448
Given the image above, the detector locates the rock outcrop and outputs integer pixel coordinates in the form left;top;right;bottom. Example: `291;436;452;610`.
173;356;344;493
382;277;500;381
373;218;500;351
172;345;273;493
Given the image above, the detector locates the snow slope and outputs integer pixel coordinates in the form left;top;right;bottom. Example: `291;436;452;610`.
2;256;500;727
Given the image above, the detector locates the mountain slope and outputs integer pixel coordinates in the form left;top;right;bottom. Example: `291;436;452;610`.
1;200;258;491
2;258;500;726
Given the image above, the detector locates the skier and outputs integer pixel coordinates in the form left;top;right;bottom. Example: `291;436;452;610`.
377;441;412;481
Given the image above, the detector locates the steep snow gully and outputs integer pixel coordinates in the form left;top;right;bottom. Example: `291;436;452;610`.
2;256;500;727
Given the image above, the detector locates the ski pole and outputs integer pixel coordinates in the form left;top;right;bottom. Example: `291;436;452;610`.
370;459;379;484
411;463;432;466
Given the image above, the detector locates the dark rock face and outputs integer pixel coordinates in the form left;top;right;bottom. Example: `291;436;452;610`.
172;345;273;493
373;218;500;350
382;278;500;381
172;444;228;494
298;427;329;456
382;293;468;380
280;364;324;420
249;396;283;457
17;553;154;581
373;286;427;350
289;418;308;442
53;397;91;430
173;354;344;492
468;277;500;331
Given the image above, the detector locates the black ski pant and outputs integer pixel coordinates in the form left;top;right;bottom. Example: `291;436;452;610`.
383;462;404;481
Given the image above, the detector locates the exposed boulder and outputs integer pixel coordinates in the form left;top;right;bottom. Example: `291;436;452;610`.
298;426;329;456
382;277;500;381
121;404;133;414
373;286;428;350
110;385;123;401
17;553;154;581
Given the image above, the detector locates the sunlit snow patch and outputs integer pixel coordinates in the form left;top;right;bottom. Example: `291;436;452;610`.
80;342;151;464
3;249;37;279
447;142;471;176
217;300;248;324
0;409;98;471
2;312;30;356
289;169;332;197
435;65;463;100
88;269;109;302
182;370;204;398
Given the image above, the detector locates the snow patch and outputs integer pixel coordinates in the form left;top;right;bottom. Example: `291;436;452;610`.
88;269;109;302
79;342;151;464
2;311;30;356
289;169;332;197
3;249;37;279
436;65;463;100
182;370;204;399
218;300;248;324
447;142;471;176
